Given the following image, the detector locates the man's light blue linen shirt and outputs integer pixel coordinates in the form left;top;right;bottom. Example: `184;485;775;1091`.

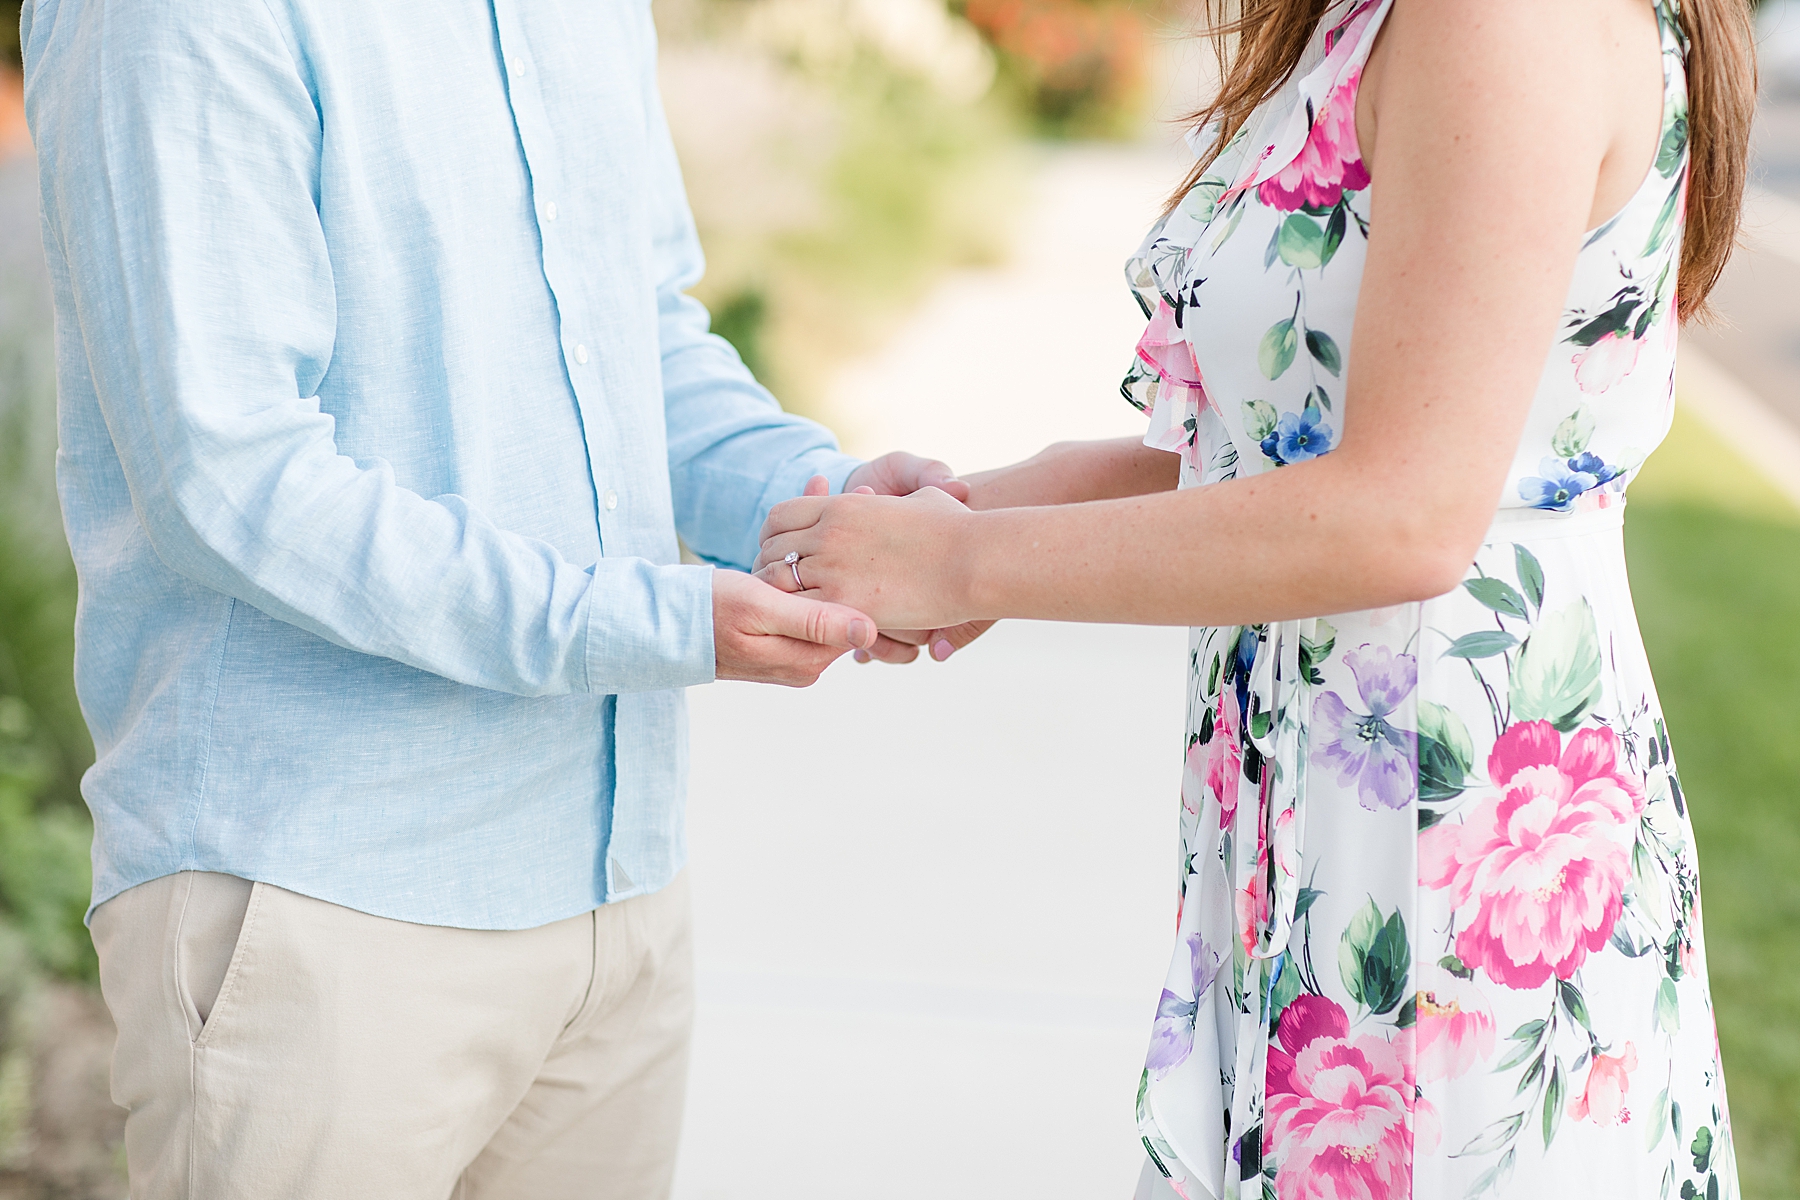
20;0;861;927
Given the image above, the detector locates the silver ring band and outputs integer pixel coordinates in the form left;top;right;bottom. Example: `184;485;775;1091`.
784;551;803;590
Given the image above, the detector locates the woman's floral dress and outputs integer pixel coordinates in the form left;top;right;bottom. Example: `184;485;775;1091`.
1122;2;1737;1198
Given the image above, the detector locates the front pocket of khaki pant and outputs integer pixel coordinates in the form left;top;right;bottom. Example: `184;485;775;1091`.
192;881;264;1048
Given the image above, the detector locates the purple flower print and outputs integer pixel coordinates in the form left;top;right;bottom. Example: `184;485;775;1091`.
1310;644;1418;811
1147;989;1201;1073
1146;933;1219;1074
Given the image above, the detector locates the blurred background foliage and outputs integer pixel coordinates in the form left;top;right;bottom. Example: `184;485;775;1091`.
654;0;1173;418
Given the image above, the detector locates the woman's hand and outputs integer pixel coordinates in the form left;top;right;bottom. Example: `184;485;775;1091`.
753;486;979;631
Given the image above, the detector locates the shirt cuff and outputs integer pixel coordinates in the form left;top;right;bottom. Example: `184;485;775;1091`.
752;449;864;534
582;560;717;694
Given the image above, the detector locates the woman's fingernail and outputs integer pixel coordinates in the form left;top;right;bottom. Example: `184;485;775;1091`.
931;638;954;661
853;649;871;664
848;620;869;648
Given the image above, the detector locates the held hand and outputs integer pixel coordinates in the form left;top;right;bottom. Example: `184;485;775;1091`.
752;486;976;631
790;467;975;664
713;568;878;687
842;452;971;504
860;620;996;664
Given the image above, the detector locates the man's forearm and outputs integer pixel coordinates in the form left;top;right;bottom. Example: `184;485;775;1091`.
963;437;1178;511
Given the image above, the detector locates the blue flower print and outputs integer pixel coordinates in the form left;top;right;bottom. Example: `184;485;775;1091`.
1566;451;1622;486
1518;455;1600;511
1259;406;1335;466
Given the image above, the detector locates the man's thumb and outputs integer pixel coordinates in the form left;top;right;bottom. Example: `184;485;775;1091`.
915;459;970;503
765;590;877;651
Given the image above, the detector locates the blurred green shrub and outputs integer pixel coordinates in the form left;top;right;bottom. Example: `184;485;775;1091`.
664;0;1021;418
3;1;20;71
958;0;1152;136
0;291;96;988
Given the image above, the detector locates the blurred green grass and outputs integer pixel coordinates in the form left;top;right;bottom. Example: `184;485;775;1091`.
1627;402;1800;1198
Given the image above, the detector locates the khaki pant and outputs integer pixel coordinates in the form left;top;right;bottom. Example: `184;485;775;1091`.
92;871;694;1200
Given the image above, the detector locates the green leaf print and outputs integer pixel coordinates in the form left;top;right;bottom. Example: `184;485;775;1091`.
1691;1126;1714;1173
1543;1058;1566;1147
1419;700;1476;801
1180;178;1228;225
1304;328;1342;376
1551;404;1596;458
1298;619;1336;685
1268;953;1303;1029
1509;600;1603;731
1242;398;1280;441
1464;577;1530;620
1323;201;1348;264
1655;112;1688;178
1420;701;1474;770
1656;977;1682;1033
1556;978;1592;1031
1211;198;1247;253
1468;1147;1518;1197
1337;899;1410;1015
1258;318;1299;380
1338;899;1382;1005
1644;177;1682;257
1363;912;1410;1014
1277;213;1327;269
1515;544;1546;612
1441;631;1519;660
1293;886;1325;922
1455;1113;1525;1158
1646;1087;1671;1151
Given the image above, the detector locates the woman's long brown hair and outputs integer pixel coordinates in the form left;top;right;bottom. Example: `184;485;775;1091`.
1166;0;1758;322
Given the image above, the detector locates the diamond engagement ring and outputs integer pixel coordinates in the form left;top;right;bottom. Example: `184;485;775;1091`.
784;551;803;590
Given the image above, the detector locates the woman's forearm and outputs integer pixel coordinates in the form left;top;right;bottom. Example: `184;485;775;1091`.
962;437;1178;511
954;450;1490;628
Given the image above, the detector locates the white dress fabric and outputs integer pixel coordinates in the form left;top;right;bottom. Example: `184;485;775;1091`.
1119;2;1738;1197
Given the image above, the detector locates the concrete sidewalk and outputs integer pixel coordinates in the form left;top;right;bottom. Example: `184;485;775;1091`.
672;142;1191;1199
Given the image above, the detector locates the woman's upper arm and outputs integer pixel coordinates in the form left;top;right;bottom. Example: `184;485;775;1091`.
1343;0;1618;560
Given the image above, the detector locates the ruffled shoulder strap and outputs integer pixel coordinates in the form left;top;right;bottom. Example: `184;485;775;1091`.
1221;0;1394;203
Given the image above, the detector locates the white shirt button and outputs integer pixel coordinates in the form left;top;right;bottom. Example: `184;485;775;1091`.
574;343;589;365
509;56;525;76
544;201;557;221
604;490;619;511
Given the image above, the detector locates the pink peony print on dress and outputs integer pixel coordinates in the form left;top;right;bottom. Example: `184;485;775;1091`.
1572;330;1647;394
1257;70;1371;212
1182;686;1243;825
1569;1042;1639;1126
1206;686;1244;828
1415;962;1497;1081
1266;995;1416;1200
1420;721;1645;990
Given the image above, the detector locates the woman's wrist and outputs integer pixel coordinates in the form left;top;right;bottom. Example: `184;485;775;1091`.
947;507;1001;622
964;438;1176;512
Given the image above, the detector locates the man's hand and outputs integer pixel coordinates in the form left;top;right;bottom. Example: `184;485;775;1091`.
843;452;970;505
797;462;978;664
713;569;877;687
